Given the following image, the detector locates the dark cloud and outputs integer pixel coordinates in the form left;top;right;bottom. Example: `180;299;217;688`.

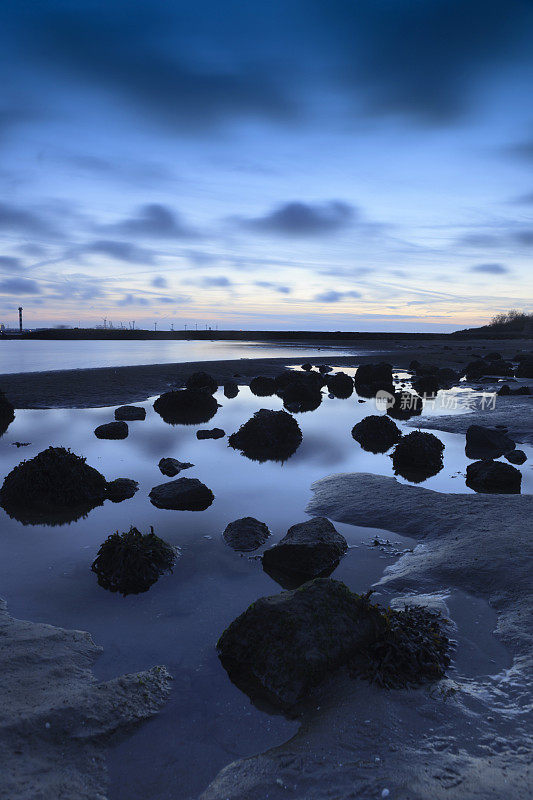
151;275;167;288
469;263;509;274
106;204;197;239
0;256;24;271
512;230;533;246
0;277;41;294
254;281;291;294
199;276;232;287
314;289;362;303
84;239;157;264
157;295;190;304
117;293;151;306
0;202;60;238
458;233;501;248
239;201;355;236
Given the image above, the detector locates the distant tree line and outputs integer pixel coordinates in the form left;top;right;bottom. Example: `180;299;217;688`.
488;309;533;331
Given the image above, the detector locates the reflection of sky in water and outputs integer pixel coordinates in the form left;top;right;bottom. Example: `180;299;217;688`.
0;379;530;798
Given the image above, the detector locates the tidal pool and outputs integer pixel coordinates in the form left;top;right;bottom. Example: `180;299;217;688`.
0;376;528;798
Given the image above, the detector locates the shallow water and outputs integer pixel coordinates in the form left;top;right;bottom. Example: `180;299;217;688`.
0;377;529;799
0;338;360;374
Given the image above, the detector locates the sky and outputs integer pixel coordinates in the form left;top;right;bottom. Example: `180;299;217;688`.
0;0;532;332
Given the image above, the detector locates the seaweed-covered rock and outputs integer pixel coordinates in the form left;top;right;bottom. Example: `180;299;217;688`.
223;381;239;398
351;414;402;453
354;363;394;397
114;405;146;421
275;371;323;412
91;526;176;595
325;372;354;398
0;446;107;513
228;409;302;462
196;428;225;440
105;478;139;502
185;371;218;394
217;579;450;709
411;375;439;397
386;390;423;420
262;518;348;587
465;424;515;460
497;384;530;396
149;477;214;510
466;460;522;494
153;389;218;425
158;457;194;476
94;421;129;440
249;376;276;396
0;390;15;436
391;431;445;482
223;517;270;552
465;359;514;380
505;450;527;465
318;364;333;374
516;357;533;379
301;362;312;371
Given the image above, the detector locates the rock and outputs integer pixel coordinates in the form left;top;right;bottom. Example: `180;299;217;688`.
351;415;402;453
0;390;15;436
505;450;527;465
94;421;128;439
318;364;333;374
497;384;530;396
228;409;302;462
91;526;176;595
485;351;502;360
275;371;323;412
223;381;239;398
301;362;312;371
354;363;394;398
216;579;386;709
325;372;354;398
153;389;218;425
105;478;139;502
391;431;444;482
465;424;515;459
114;405;146;421
185;371;218;394
0;446;107;514
465;359;514;380
412;376;439;397
409;359;421;371
516;357;533;379
262;517;348;587
386;390;423;420
196;428;225;440
223;517;270;552
249;376;276;396
158;457;194;476
149;478;214;510
466;460;522;494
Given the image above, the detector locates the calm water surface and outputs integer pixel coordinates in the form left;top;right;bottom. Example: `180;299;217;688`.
0;378;527;798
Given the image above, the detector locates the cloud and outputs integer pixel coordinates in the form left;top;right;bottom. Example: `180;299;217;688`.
314;289;362;303
156;295;190;304
512;230;533;246
254;281;291;294
199;275;233;287
0;256;24;271
105;204;197;239
117;293;151;306
151;275;167;288
238;201;355;236
511;191;533;204
0;277;41;294
504;139;533;161
0;202;60;238
84;239;157;264
469;263;509;275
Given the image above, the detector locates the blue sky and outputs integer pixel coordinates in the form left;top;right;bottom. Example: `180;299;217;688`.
0;0;532;331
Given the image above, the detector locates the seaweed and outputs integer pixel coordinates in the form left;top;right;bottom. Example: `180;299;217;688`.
391;430;444;482
228;409;303;462
91;526;177;596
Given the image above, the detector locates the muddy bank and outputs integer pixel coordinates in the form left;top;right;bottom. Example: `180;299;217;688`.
199;474;532;800
0;599;171;800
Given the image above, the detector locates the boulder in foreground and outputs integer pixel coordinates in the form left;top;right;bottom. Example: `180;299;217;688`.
185;371;218;394
114;405;146;421
196;428;225;440
223;517;270;552
91;526;176;595
94;421;128;439
262;517;347;586
466;460;522;494
149;477;214;510
249;376;276;396
465;424;515;459
153;389;218;425
158;457;194;476
223;381;239;398
354;363;394;397
351;414;402;453
105;478;139;502
228;409;302;462
505;450;527;465
391;431;444;482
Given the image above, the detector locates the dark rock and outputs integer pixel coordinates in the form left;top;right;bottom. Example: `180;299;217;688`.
465;359;514;380
153;389;218;425
354;363;394;397
498;384;530;396
197;428;225;440
262;518;348;587
412;375;439;397
149;477;214;510
391;431;444;482
516;357;533;379
465;424;515;459
301;363;312;371
91;526;176;596
351;414;402;453
386;391;423;420
0;390;15;436
158;457;194;476
485;351;502;360
105;478;139;502
185;371;218;394
217;579;387;709
0;446;107;515
223;517;270;552
114;405;146;421
325;372;354;398
466;460;521;494
228;409;302;462
249;376;277;396
409;359;421;371
505;450;527;465
275;371;323;412
223;381;239;398
94;421;128;439
318;364;333;374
